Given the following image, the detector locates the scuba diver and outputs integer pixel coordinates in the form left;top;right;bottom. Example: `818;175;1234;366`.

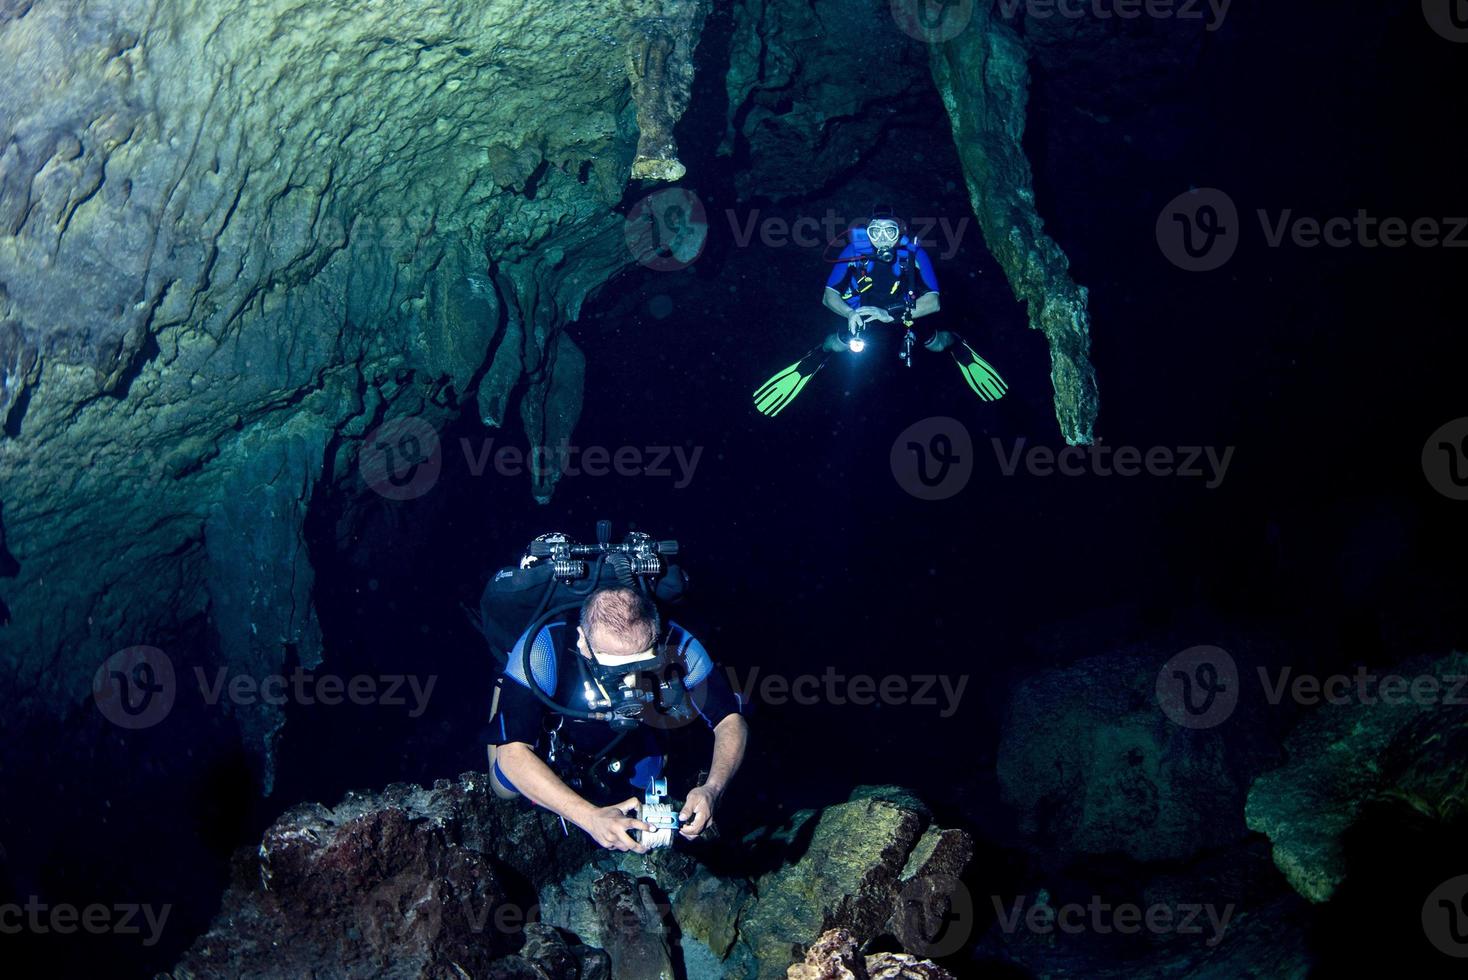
479;525;748;854
753;207;1008;417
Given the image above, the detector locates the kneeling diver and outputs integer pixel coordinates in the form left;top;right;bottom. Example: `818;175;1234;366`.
754;208;1007;417
480;528;748;854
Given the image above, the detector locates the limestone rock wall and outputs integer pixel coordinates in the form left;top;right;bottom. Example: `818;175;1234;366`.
0;0;704;777
930;11;1100;444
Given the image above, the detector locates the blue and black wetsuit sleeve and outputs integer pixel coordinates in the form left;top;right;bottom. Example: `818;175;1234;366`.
911;245;940;295
825;244;863;304
669;623;745;729
489;622;560;746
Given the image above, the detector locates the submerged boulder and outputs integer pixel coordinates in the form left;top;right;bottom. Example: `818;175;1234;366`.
1245;649;1468;903
167;773;598;978
997;652;1280;866
173;778;973;979
786;928;957;980
738;787;974;979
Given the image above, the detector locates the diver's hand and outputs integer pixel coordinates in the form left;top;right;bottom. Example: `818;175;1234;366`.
849;306;891;329
580;798;654;853
925;330;956;352
678;785;720;839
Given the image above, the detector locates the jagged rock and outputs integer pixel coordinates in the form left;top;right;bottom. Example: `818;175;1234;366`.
0;0;685;781
786;927;864;980
672;864;751;958
930;11;1100;444
627;0;710;181
518;922;612;980
1245;650;1468;902
864;952;955;980
202;425;327;792
721;0;932;200
785;929;957;980
739;788;932;979
167;773;597;978
997;653;1279;866
887;826;973;957
591;870;676;980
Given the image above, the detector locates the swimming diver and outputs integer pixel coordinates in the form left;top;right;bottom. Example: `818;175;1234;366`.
753;207;1007;416
484;547;748;854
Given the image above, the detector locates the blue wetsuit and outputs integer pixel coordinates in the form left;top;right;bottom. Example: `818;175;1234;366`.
827;233;941;317
489;617;743;804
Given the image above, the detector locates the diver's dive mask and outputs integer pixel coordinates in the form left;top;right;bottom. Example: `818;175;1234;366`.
865;218;901;253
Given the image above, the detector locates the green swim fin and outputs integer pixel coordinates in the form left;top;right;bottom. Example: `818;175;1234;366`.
951;339;1008;402
754;346;829;417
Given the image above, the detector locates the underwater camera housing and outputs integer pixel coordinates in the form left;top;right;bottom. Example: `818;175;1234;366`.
529;520;679;582
633;776;682;849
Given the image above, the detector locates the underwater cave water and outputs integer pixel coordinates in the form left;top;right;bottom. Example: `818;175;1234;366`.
3;1;1468;978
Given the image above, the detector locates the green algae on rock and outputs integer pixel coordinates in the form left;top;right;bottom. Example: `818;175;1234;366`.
1245;649;1468;903
0;0;702;778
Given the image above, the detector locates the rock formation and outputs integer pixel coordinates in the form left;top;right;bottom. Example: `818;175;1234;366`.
929;8;1100;445
786;928;956;980
1246;649;1468;902
169;778;974;979
997;651;1280;866
0;0;705;784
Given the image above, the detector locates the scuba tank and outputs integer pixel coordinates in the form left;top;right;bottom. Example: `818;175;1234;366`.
478;521;690;725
